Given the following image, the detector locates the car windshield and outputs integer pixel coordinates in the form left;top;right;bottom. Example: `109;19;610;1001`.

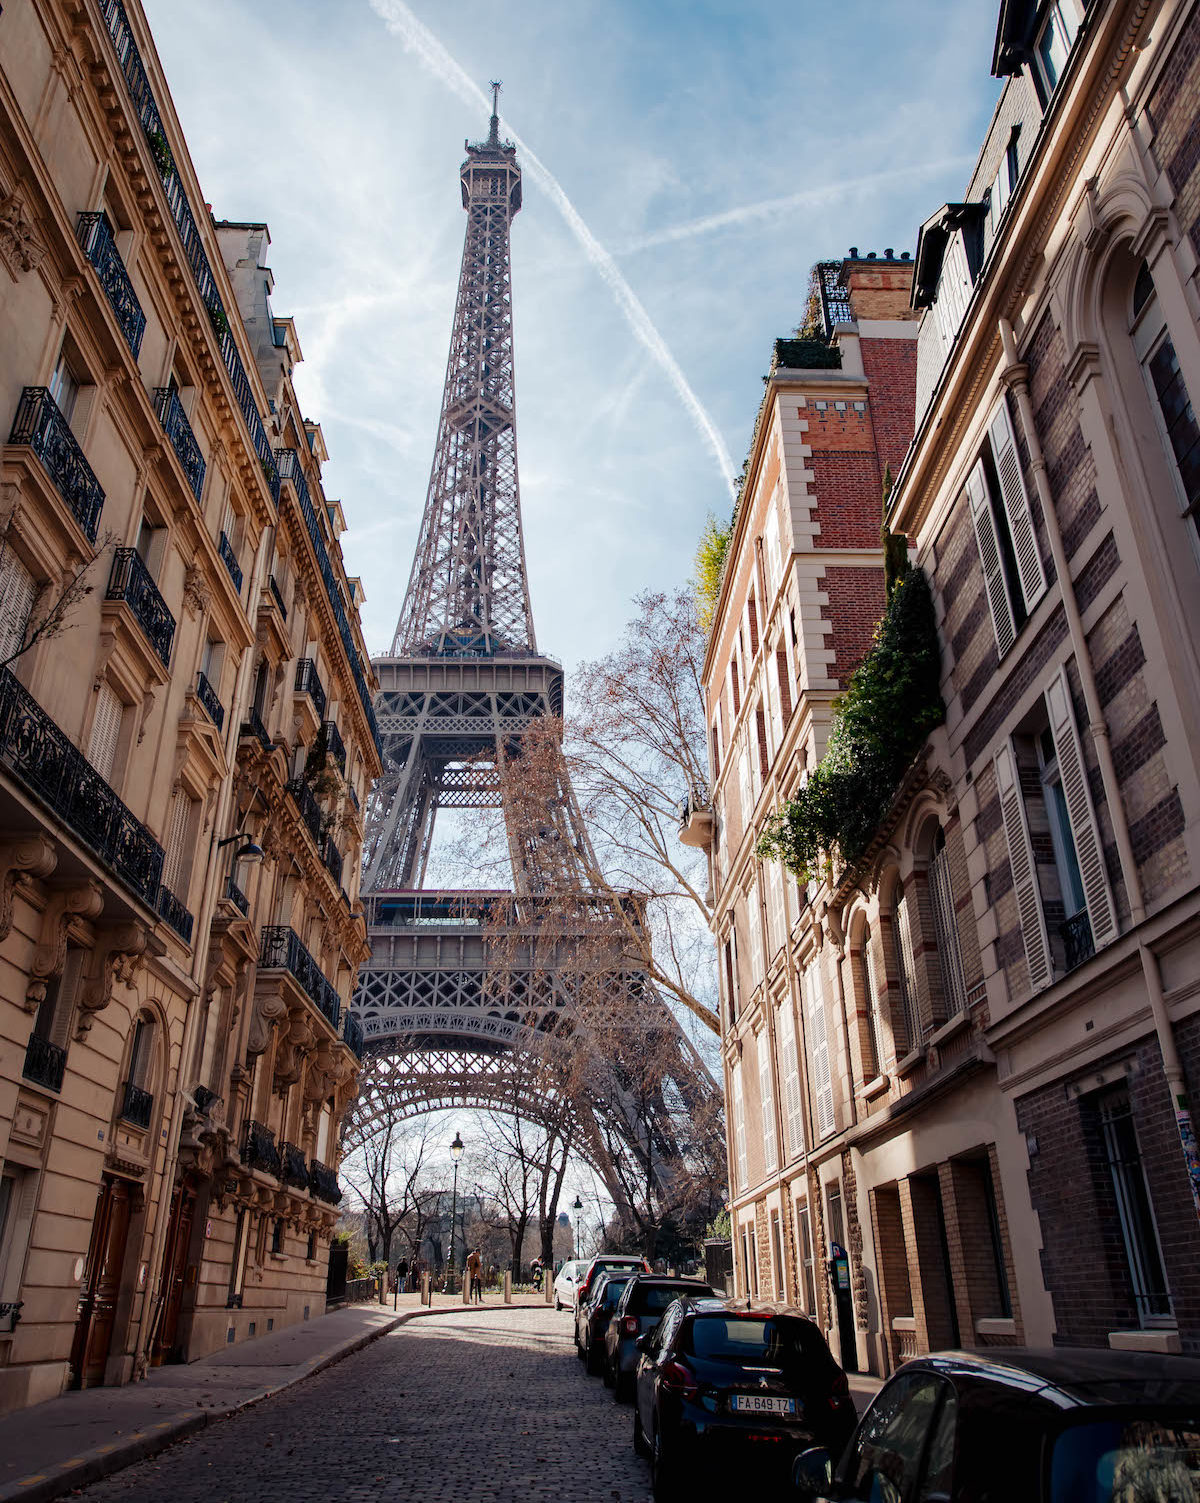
682;1315;821;1367
1050;1417;1200;1501
634;1286;710;1314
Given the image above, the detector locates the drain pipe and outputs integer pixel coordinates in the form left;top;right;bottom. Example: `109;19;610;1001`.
999;317;1200;1216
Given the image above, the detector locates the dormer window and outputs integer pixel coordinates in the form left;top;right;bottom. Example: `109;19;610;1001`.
1035;0;1083;94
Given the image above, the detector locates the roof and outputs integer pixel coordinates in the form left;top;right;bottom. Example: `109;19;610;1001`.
909;1347;1200;1411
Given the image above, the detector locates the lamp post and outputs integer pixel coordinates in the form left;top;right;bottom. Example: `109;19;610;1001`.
445;1131;464;1292
216;829;265;905
572;1195;586;1260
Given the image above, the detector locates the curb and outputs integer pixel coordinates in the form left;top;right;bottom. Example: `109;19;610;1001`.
5;1302;529;1503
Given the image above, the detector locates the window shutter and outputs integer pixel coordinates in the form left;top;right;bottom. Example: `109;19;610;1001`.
930;842;968;1016
863;935;883;1072
0;552;35;663
967;459;1017;656
738;745;753;827
162;790;191;895
994;740;1053;992
806;965;835;1139
1045;667;1117;950
894;891;921;1051
732;1065;748;1190
88;681;124;782
777;1002;805;1158
747;885;763;982
989;401;1046;611
758;1036;777;1175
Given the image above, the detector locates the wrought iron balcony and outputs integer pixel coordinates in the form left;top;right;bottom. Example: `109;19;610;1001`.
347;783;360;813
225;876;248;916
106;548;175;669
77;212;146;358
217;530;243;592
280;1141;309;1191
258;924;341;1031
0;668;164;908
194;670;224;731
322;720;346;774
240;706;272;751
119;1080;153;1128
242;1118;280;1177
286;776;323;848
677;784;714;850
294;658;326;720
152;387;205;502
815;260;854;339
323;837;343;887
8;387;105;542
268;574;288;619
308;1158;342;1205
1060;909;1095;972
342;1009;365;1059
155;883;193;944
23;1033;66;1092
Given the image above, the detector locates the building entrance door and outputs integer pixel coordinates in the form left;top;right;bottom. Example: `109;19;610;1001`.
70;1175;133;1387
151;1182;196;1365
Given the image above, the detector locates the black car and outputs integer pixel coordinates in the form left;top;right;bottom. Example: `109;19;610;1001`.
605;1276;719;1402
575;1271;633;1375
633;1297;856;1500
792;1346;1200;1502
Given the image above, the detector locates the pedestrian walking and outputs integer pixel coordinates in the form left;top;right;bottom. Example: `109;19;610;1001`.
395;1256;408;1294
466;1247;483;1303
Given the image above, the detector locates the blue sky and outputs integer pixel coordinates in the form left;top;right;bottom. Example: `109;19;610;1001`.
143;0;1002;677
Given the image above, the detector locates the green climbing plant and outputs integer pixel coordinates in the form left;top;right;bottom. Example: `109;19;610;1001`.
756;568;944;883
694;512;733;633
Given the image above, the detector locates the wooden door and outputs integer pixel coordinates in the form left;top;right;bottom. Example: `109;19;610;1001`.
70;1176;132;1387
151;1183;195;1365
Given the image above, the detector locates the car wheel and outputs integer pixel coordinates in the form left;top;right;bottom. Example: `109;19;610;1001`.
632;1406;650;1458
585;1339;602;1376
651;1425;681;1503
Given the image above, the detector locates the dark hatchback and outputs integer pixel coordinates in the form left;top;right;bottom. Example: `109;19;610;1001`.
575;1271;633;1375
792;1347;1200;1503
606;1277;719;1402
633;1297;856;1499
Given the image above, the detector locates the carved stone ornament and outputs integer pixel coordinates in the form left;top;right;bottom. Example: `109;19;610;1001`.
0;834;57;943
928;768;958;817
74;921;149;1039
0;192;47;281
247;985;288;1056
25;880;104;1012
182;563;212;618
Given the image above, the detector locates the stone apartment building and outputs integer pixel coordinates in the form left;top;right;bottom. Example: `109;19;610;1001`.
0;0;379;1409
694;0;1200;1376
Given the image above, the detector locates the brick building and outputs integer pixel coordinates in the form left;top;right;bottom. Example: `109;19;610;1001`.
0;0;379;1408
693;0;1200;1375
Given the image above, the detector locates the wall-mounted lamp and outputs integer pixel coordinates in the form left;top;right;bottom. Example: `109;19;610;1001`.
217;831;265;866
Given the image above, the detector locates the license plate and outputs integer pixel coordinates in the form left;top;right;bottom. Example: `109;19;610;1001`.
731;1394;796;1415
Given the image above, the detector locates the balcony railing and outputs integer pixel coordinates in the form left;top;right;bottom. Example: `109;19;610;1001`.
815;260;854;338
1060;909;1095;972
119;1079;153;1128
240;706;272;751
8;387;105;542
677;784;710;830
342;1009;364;1059
322;720;346;773
77;212;145;358
308;1159;342;1205
225;876;248;916
217;530;243;592
0;668;164;908
285;776;323;848
23;1034;66;1092
258;925;341;1031
97;0;280;503
347;783;360;813
155;882;193;944
294;658;327;720
323;837;343;887
152;387;205;502
242;1118;280;1177
195;670;224;731
268;574;288;619
280;1141;309;1191
106;548;175;669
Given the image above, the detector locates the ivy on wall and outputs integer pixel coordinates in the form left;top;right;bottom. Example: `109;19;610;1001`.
694;513;733;633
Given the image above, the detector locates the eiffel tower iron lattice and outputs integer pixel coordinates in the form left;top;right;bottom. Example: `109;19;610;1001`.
350;95;721;1212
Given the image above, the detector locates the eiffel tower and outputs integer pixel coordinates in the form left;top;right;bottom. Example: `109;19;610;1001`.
349;91;717;1202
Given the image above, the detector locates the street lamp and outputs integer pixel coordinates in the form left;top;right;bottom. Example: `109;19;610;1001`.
572;1195;586;1259
445;1131;465;1291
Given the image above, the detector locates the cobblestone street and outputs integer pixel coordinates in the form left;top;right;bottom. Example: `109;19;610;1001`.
77;1308;652;1503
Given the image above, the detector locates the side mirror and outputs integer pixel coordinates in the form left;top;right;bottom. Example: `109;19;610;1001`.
792;1448;833;1499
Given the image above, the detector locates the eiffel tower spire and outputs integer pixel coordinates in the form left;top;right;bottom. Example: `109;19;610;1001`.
390;81;535;659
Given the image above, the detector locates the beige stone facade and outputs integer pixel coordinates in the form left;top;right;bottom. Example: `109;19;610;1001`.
698;0;1200;1377
0;0;379;1409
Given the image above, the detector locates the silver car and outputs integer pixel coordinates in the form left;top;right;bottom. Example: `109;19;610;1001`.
603;1276;718;1401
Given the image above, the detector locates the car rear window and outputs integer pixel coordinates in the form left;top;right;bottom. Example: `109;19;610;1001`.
631;1285;714;1314
682;1315;826;1366
1050;1416;1200;1501
600;1278;631;1307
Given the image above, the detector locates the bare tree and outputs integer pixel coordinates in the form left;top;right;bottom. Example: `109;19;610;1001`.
341;1116;435;1269
0;527;113;673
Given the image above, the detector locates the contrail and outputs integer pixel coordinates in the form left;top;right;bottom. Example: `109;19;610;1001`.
616;157;976;255
368;0;737;498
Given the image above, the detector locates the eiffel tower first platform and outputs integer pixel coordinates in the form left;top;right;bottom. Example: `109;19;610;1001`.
350;92;716;1195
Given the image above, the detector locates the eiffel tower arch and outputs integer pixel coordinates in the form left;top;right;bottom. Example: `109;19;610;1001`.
348;94;721;1212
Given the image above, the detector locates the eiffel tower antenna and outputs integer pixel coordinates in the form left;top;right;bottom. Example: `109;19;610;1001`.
489;79;501;145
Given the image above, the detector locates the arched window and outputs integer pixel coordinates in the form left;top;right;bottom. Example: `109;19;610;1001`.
892;887;921;1052
1130;260;1200;551
929;828;968;1017
119;1014;156;1127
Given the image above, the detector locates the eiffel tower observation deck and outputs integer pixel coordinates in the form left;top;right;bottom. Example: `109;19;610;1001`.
351;91;717;1204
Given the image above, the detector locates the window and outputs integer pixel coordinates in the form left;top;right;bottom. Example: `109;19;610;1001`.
1038;728;1086;919
723;936;738;1027
48;348;80;422
1097;1088;1172;1325
798;1201;817;1316
127;1016;153;1089
1131;262;1200;548
135;516;166;577
987;128;1021;242
893;889;922;1052
88;681;125;782
731;1063;748;1190
933;231;973;348
844;1374;953;1503
271;1218;284;1255
758;1033;777;1176
747;592;759;656
967;401;1047;655
858;928;884;1078
777;1001;804;1158
746;885;763;983
1035;0;1082;95
764;499;782;593
228;1209;251;1307
929;830;968;1017
806;964;835;1139
770;1210;786;1300
764;860;785;959
738;743;752;826
161;789;195;899
0;550;35;664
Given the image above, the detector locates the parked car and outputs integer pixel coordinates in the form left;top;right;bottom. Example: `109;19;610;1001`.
553;1259;587;1311
791;1346;1200;1502
576;1270;635;1375
633;1297;856;1501
575;1253;651;1310
605;1276;719;1402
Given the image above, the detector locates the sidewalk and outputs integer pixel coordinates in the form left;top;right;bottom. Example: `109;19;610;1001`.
0;1291;544;1503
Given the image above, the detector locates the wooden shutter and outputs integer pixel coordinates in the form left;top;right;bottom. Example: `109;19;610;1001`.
929;842;968;1016
0;553;35;663
732;1065;748;1189
161;790;191;895
995;741;1053;992
758;1035;777;1175
967;459;1017;657
863;935;883;1073
894;891;921;1051
747;884;763;982
1045;667;1117;950
777;1002;805;1158
989;400;1047;611
88;681;123;782
806;964;835;1139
